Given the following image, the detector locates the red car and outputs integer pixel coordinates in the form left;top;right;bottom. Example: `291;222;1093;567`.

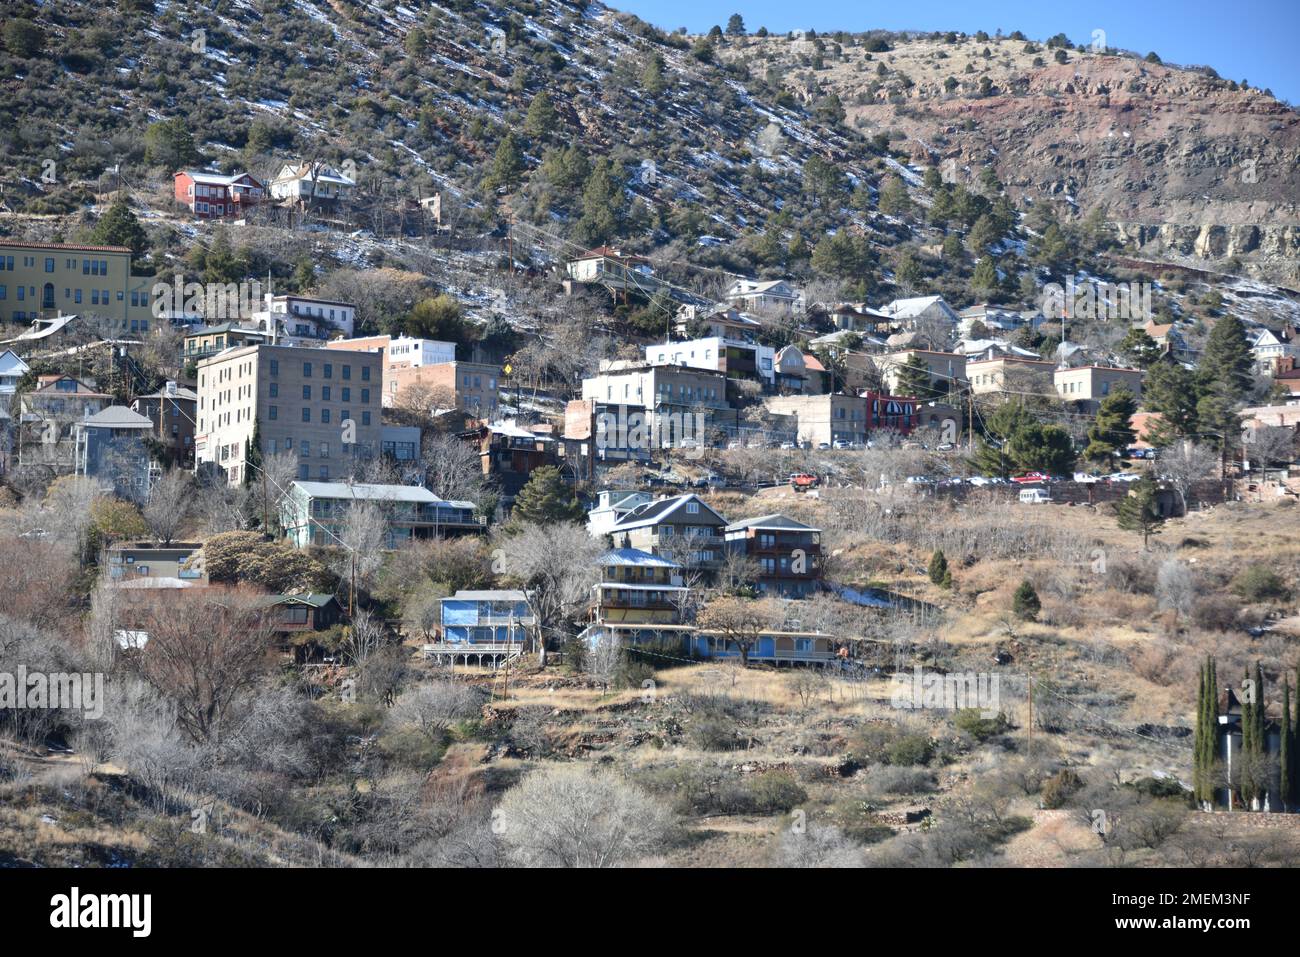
1011;472;1049;484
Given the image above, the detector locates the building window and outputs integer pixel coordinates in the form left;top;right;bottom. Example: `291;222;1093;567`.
321;409;330;424
303;362;312;378
45;259;54;273
341;387;350;402
361;366;370;381
342;365;351;380
361;411;371;426
269;405;278;420
302;408;311;422
302;385;311;400
322;386;330;401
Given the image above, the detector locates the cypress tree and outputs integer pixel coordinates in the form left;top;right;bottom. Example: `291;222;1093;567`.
928;549;950;587
1204;657;1219;806
1281;679;1291;811
1194;660;1207;803
1240;668;1255;806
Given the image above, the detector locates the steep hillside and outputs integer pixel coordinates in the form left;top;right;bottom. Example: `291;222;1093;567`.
717;31;1300;284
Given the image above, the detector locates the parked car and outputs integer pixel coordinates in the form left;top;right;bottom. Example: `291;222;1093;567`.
832;439;854;450
967;476;993;486
1107;472;1142;483
1019;488;1052;504
789;472;820;492
817;442;832;450
779;441;796;450
1073;472;1100;484
905;475;934;484
1012;472;1049;484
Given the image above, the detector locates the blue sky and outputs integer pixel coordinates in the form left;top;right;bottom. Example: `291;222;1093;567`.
618;0;1300;104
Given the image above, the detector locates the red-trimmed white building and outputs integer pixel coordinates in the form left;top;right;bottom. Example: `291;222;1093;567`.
174;170;266;219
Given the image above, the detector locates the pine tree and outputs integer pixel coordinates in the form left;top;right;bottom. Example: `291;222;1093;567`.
1084;387;1138;462
524;92;558;139
509;466;583;525
88;197;149;258
1143;357;1199;445
1196;314;1254;402
486;131;524;192
894;354;934;399
1114;476;1165;549
1012;580;1040;621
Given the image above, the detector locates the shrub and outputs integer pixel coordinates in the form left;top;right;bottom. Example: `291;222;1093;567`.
954;708;1011;741
1231;565;1290;603
885;732;934;766
1040;769;1083;809
1192;595;1242;632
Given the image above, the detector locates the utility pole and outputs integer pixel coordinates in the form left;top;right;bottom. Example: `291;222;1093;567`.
1027;673;1034;751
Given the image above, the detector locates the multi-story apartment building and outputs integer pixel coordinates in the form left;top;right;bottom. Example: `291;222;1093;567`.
581;361;735;446
326;334;455;369
875;349;967;395
73;406;155;502
966;356;1057;395
183;323;275;363
0;240;155;331
132;381;198;468
724;514;822;598
279;480;480;548
250;294;356;339
385;360;501;418
764;393;869;447
195;344;383;485
1053;365;1144;410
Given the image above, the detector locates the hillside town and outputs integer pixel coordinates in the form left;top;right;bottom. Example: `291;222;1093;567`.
1;0;1299;890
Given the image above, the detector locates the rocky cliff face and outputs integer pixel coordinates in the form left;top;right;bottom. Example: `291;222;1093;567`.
723;34;1300;283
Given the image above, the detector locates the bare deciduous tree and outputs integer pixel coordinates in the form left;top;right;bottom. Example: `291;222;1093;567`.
494;764;673;867
143;468;191;545
121;586;278;745
695;595;785;667
494;521;604;667
389;679;480;742
1157;440;1218;513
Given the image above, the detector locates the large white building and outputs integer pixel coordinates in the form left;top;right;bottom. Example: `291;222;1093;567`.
646;336;776;386
249;294;356;339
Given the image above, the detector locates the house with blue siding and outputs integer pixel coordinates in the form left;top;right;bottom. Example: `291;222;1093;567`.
427;589;534;667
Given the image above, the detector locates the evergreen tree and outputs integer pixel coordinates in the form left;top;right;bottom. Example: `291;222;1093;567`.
1196;314;1254;402
1012;580;1040;621
641;52;667;95
1143;358;1199;444
1194;659;1208;804
490;132;525;191
510;466;583;525
88;197;149;258
725;13;746;36
928;549;952;588
971;255;999;296
574;158;623;245
894;354;934;399
1084;387;1138;462
1114;476;1165;549
1281;678;1291;810
1004;421;1076;475
878;175;912;217
1117;327;1163;368
524;91;558;139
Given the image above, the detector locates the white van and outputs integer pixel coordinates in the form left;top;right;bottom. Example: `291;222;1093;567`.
1019;488;1052;504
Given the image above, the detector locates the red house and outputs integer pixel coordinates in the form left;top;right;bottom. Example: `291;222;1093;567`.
174;170;266;219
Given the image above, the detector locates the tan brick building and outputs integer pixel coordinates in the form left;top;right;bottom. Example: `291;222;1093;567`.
196;344;383;485
385;360;501;418
1053;365;1144;409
